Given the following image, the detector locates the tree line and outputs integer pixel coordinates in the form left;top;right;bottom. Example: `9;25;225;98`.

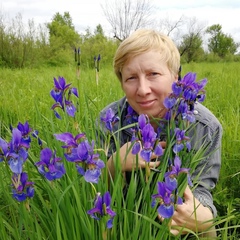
0;9;239;69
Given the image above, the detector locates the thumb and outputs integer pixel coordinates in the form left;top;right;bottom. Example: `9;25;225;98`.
183;185;193;201
149;160;160;168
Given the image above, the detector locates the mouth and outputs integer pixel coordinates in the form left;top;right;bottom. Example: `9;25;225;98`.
137;100;156;108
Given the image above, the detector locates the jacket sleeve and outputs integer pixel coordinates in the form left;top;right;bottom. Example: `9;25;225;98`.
189;105;223;217
95;97;131;160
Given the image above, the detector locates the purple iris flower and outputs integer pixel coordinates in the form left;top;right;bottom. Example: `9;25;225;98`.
0;138;8;162
181;73;207;102
126;105;138;125
50;89;63;105
140;124;157;162
182;110;195;123
131;114;163;162
16;121;32;145
65;100;77;117
54;132;85;147
69;87;79;98
51;99;77;119
163;96;177;109
8;148;28;174
8;128;29;174
181;72;196;86
50;76;79;118
132;140;141;155
10;128;29;151
197;94;206;103
165;156;192;187
163;72;207;123
53;76;71;93
177;100;188;115
151;181;183;219
35;148;66;181
173;128;191;154
54;132;86;162
172;82;183;96
76;140;105;183
97;54;101;61
183;88;197;101
1;127;30;173
12;172;34;202
167;156;189;176
87;191;116;229
54;111;62;119
100;108;119;132
138;114;147;129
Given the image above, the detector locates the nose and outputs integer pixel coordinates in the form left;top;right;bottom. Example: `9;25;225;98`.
137;77;151;96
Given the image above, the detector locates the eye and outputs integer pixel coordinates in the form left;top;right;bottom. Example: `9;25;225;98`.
147;72;160;78
125;76;137;81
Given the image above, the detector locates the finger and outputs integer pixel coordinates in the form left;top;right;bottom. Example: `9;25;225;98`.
170;220;188;236
159;141;166;148
138;160;148;168
170;228;180;236
183;185;194;202
157;214;164;222
184;185;192;195
151;152;162;160
149;160;160;168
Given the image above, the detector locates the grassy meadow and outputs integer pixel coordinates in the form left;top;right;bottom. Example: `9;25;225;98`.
0;62;240;239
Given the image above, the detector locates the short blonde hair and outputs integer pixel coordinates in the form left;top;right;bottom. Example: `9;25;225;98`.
113;29;180;81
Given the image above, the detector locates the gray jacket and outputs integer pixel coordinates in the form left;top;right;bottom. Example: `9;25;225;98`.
98;96;222;217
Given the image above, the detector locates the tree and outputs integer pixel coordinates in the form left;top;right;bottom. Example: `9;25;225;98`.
47;12;80;49
94;24;104;36
206;24;239;57
101;0;153;41
80;25;118;68
178;17;205;62
179;33;204;63
46;12;81;65
156;15;185;38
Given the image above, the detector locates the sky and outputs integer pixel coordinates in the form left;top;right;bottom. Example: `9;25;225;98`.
1;0;240;43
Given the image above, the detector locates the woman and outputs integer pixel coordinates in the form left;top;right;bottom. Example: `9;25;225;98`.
98;29;222;237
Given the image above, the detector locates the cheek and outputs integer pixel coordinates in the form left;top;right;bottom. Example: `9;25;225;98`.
121;83;135;96
155;82;172;95
121;83;127;94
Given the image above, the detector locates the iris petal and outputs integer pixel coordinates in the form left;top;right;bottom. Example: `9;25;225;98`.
158;204;174;219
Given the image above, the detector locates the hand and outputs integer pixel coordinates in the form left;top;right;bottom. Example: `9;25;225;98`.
107;141;166;178
159;186;216;236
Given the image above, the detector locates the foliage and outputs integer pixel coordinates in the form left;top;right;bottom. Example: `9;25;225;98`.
1;63;240;238
0;13;50;68
0;12;117;69
206;24;239;57
1;11;240;69
46;12;81;66
179;33;204;63
80;25;118;68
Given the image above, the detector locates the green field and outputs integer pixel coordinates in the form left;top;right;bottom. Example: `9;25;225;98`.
0;62;240;239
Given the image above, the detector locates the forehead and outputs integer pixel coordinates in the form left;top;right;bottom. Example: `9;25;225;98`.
122;51;168;72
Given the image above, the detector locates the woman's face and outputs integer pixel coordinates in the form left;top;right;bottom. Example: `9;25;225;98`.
121;50;177;119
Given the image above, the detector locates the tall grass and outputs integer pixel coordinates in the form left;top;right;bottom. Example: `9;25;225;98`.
0;62;240;239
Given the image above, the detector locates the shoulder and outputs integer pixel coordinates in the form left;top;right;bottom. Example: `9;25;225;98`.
99;97;127;117
191;102;223;145
97;97;128;132
194;102;222;131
